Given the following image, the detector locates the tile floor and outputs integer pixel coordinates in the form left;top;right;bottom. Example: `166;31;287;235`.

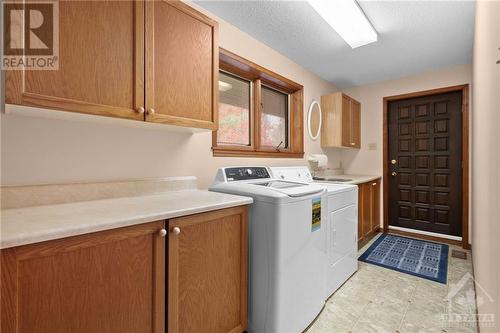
307;233;478;333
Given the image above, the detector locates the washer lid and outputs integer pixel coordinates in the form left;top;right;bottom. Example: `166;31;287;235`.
312;181;357;193
252;181;325;197
209;181;325;204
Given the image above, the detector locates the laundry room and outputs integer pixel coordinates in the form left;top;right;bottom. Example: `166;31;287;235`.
1;1;499;332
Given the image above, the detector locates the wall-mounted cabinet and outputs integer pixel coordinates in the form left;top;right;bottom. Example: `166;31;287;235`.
5;1;218;131
321;92;361;148
145;1;218;130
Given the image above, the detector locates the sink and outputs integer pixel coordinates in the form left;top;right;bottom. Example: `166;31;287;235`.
328;178;352;182
313;177;352;182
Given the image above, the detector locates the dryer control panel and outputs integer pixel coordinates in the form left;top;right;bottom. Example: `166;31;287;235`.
225;167;270;181
270;167;313;183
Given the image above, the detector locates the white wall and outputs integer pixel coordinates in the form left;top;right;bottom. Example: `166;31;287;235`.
471;1;500;331
0;2;340;189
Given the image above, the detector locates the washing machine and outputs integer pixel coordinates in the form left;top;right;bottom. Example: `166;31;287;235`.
270;166;358;299
210;167;327;333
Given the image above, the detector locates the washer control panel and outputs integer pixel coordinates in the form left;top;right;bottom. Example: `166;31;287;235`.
224;167;270;181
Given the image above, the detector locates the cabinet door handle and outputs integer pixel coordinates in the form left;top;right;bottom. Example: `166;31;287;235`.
136;106;145;114
147;108;155;115
171;227;181;235
351;142;356;146
372;182;377;186
158;228;167;237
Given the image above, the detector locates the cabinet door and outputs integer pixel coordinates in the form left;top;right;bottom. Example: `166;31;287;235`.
330;205;357;265
1;221;165;333
357;184;364;240
145;1;218;130
5;1;145;121
361;183;372;238
168;206;248;333
341;95;352;147
350;100;361;148
370;179;381;233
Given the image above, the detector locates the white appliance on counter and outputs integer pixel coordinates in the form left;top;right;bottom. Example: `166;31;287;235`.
270;166;358;299
210;167;327;333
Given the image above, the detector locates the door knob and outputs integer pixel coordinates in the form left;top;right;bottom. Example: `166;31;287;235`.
391;171;397;177
147;108;155;115
158;228;167;237
171;227;181;235
391;159;397;165
136;106;145;114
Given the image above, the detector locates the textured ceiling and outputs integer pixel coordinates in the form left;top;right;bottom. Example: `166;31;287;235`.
194;0;475;89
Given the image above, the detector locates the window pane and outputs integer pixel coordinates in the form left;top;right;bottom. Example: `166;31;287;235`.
217;72;251;146
261;86;288;148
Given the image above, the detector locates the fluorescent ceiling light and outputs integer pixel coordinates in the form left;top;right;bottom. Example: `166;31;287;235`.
218;80;233;92
308;0;377;48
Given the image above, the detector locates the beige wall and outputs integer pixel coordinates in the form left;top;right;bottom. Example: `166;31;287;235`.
340;64;472;239
342;63;472;176
0;2;340;189
471;1;500;331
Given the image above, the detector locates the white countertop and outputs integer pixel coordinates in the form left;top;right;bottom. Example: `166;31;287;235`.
0;190;253;249
314;174;381;185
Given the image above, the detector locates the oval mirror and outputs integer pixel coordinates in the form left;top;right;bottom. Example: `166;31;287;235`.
307;100;322;140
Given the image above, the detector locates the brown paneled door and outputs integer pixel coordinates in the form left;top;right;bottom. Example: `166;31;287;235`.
388;91;463;236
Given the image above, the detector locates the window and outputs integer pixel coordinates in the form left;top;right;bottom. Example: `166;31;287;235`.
217;72;251;146
261;86;289;149
213;48;304;158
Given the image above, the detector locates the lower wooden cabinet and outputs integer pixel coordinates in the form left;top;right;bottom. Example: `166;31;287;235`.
0;206;248;333
167;206;248;333
1;221;166;333
358;178;381;245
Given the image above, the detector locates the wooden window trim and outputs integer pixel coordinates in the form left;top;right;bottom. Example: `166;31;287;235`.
212;48;304;158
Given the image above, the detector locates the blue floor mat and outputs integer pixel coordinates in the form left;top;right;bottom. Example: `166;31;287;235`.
358;234;449;284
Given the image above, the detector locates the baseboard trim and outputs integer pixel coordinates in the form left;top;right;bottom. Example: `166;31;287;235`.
389;226;462;241
358;227;380;250
387;228;463;247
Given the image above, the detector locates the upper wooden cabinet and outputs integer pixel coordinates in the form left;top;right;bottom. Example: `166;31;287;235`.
1;221;165;333
5;1;218;131
5;1;145;121
145;1;218;130
321;92;361;149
